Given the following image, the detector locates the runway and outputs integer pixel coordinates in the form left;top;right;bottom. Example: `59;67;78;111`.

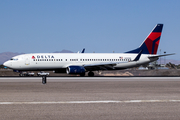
1;77;180;120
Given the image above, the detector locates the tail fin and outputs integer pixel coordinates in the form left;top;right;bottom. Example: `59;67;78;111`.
126;24;163;54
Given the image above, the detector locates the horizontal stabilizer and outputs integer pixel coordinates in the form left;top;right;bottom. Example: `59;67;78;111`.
148;53;175;59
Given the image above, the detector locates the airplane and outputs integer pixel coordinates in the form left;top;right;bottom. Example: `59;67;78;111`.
3;24;174;76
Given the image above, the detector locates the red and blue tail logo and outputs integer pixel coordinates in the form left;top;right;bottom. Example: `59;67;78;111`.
126;24;163;54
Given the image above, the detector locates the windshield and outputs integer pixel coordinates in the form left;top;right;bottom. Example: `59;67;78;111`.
10;58;18;61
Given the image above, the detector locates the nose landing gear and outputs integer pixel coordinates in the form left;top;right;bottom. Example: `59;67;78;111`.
42;76;47;84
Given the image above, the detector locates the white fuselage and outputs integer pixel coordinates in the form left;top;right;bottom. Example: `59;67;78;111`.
3;24;164;74
3;53;157;71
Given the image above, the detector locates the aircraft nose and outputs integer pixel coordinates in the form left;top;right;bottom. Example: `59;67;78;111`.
3;61;11;67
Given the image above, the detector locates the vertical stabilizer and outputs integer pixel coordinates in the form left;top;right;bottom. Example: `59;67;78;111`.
126;24;163;54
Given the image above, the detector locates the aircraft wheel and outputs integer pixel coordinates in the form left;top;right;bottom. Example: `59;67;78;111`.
80;73;85;77
88;71;94;77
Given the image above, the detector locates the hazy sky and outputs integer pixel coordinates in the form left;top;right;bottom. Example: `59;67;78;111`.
0;0;180;60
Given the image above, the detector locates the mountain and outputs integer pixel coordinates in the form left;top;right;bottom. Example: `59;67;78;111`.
53;49;74;53
0;50;74;65
0;52;22;65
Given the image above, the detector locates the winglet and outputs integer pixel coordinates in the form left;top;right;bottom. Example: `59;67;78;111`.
133;50;143;61
81;48;85;53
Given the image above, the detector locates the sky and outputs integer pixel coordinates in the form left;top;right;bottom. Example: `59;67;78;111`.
0;0;180;60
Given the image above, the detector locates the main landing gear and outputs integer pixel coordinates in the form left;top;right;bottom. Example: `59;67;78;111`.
79;71;94;77
88;71;94;77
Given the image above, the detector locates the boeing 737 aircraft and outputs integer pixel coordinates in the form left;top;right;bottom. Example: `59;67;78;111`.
3;24;174;76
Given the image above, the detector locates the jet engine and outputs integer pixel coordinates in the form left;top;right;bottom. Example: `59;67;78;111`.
66;66;85;74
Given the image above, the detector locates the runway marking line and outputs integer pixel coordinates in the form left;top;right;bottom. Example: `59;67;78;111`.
1;77;180;80
1;100;180;105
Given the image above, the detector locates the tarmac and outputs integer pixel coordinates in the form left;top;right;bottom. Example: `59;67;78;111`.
0;77;180;120
1;69;180;76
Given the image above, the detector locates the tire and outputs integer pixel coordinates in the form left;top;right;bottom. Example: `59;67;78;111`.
88;71;94;77
80;73;85;77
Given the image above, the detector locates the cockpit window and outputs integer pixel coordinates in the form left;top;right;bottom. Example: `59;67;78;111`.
10;58;18;61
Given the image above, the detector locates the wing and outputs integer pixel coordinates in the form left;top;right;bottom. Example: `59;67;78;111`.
83;61;128;71
83;51;142;71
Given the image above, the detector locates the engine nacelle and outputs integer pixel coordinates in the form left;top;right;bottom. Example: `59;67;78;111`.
66;66;85;74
